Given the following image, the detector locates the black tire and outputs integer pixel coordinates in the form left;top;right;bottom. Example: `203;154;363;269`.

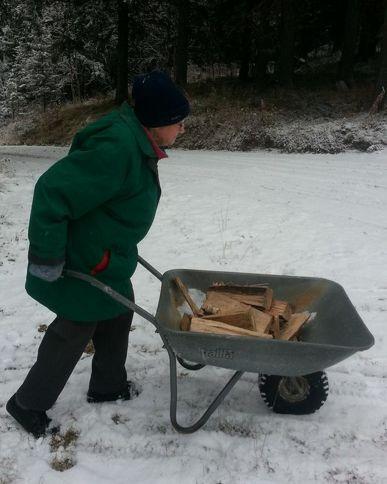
258;372;329;415
176;355;205;371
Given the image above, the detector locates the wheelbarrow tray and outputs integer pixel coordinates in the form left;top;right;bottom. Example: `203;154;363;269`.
155;269;374;377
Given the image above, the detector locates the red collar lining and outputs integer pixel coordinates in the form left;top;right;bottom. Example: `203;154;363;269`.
142;127;168;160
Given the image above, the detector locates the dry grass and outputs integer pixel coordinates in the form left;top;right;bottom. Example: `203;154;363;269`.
49;427;79;472
50;428;79;452
186;77;376;116
2;78;386;153
84;340;95;354
50;456;75;472
19;96;116;146
175;79;386;153
217;419;257;438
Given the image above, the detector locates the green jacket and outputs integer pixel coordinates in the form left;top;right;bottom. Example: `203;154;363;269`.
25;103;162;322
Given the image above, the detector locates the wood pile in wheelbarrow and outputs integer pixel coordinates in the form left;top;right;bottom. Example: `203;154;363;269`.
175;277;312;341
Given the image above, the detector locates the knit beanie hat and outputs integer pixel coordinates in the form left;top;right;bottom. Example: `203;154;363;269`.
132;69;190;127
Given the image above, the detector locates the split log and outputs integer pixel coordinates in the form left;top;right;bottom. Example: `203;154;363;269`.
279;312;310;340
249;307;273;333
180;313;192;331
174;277;203;316
205;288;273;311
271;315;281;339
209;283;273;310
190;317;273;339
210;282;269;294
201;307;272;333
268;300;292;321
201;292;251;315
201;311;253;329
230;294;271;310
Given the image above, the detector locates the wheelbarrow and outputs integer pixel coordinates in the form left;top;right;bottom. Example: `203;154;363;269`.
65;256;375;434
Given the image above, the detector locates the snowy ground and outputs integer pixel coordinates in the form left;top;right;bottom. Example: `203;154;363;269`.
0;146;386;483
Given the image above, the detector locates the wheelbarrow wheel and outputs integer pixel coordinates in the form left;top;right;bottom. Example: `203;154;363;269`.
176;355;205;371
258;372;329;415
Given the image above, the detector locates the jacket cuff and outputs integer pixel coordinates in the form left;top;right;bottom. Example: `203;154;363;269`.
28;247;66;266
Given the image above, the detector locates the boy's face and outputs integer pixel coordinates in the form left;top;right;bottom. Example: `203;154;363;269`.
150;120;185;147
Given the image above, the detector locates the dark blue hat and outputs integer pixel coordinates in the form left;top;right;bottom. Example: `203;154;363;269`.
132;70;190;127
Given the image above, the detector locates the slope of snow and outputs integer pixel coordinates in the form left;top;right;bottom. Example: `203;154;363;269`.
0;146;386;483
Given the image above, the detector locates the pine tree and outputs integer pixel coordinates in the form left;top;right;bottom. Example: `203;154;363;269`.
337;0;361;87
174;0;190;86
279;0;296;87
115;0;129;104
376;0;387;109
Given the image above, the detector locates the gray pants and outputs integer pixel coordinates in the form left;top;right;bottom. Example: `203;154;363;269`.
16;311;133;411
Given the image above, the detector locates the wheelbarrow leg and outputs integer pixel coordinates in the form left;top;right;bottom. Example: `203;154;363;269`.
168;349;243;434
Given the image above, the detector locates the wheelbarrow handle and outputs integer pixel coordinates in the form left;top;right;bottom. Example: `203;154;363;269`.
63;269;161;330
137;255;163;281
64;256;162;325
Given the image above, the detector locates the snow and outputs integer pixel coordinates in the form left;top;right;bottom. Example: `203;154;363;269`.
177;289;206;316
0;146;386;483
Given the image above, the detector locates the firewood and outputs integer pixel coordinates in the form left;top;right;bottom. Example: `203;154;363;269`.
249;307;273;333
180;313;192;331
230;294;268;310
202;292;251;315
279;312;310;340
174;277;203;316
210;282;269;294
201;311;253;329
190;317;273;339
268;300;292;321
201;307;272;333
208;284;273;310
270;315;280;339
204;290;269;311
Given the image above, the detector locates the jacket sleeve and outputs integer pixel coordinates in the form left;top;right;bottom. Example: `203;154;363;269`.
28;128;132;264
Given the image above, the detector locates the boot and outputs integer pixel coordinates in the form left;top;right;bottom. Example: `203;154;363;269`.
87;380;140;403
6;394;51;438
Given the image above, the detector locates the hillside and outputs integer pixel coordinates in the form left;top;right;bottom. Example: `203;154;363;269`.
1;81;386;154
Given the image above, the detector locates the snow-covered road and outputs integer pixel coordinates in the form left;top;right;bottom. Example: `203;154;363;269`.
0;146;386;483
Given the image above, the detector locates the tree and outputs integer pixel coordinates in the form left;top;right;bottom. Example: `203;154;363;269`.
279;0;296;87
174;0;189;86
337;0;361;87
358;0;384;62
48;0;115;101
115;0;129;104
0;1;61;113
16;34;61;111
238;0;255;81
376;0;387;110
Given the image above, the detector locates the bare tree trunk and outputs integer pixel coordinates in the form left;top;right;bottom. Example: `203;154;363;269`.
279;0;295;87
238;0;254;81
69;56;80;103
376;1;387;110
74;63;81;102
70;72;76;104
337;0;361;87
115;0;129;105
166;2;175;75
331;1;347;53
174;0;189;86
358;0;382;62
